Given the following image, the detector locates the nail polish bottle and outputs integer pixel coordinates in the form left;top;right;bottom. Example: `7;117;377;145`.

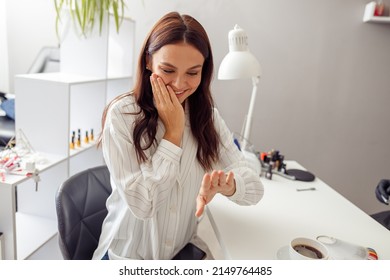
77;129;81;147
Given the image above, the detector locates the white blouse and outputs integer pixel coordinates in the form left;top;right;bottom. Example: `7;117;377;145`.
92;94;264;260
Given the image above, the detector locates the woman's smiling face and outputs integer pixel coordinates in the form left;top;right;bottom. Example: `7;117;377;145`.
148;42;205;104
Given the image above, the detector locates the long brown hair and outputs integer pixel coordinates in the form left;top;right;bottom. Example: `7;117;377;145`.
100;12;220;171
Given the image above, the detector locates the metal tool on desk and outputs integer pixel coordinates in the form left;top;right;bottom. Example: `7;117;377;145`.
296;187;316;191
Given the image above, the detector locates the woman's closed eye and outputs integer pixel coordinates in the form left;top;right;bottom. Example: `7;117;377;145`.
161;68;199;77
161;68;174;74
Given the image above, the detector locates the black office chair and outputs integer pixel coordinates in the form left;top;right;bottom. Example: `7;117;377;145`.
0;92;15;146
371;179;390;230
55;165;111;260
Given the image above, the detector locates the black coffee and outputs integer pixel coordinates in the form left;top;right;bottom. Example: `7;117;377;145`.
293;244;323;259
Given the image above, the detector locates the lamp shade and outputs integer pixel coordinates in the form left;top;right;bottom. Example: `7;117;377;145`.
218;25;261;80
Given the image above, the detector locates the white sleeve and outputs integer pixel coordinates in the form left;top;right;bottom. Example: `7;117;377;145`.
213;108;264;205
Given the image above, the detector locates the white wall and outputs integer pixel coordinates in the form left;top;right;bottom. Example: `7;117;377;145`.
0;0;9;93
3;0;390;216
3;0;58;93
124;0;390;216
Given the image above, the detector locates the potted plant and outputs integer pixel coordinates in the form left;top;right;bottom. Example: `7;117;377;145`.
54;0;134;79
54;0;126;37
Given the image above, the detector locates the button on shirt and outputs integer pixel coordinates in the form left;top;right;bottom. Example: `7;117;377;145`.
92;94;264;260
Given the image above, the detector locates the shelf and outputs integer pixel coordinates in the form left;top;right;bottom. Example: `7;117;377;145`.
17;72;133;84
16;72;105;84
364;16;390;23
363;1;390;23
69;141;98;157
15;212;57;260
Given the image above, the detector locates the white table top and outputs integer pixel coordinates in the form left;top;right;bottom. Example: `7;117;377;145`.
207;161;390;260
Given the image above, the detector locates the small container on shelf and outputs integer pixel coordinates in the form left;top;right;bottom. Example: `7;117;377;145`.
374;0;385;16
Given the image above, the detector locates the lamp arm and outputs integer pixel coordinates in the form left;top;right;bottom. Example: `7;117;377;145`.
242;76;259;150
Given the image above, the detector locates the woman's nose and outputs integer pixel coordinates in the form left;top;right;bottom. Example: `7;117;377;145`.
170;75;186;89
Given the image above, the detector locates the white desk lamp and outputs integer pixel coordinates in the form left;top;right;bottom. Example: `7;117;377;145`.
218;24;262;174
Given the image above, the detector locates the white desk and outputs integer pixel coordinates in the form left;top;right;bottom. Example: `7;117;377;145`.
207;161;390;260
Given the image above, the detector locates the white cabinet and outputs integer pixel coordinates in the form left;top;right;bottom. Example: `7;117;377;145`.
60;15;135;79
0;72;132;260
0;152;68;259
0;12;135;260
0;17;135;259
15;73;105;158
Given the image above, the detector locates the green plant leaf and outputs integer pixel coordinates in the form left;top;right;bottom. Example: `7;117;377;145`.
112;1;119;33
99;0;104;34
54;0;126;38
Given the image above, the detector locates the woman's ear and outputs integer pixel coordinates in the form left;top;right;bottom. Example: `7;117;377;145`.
145;54;152;71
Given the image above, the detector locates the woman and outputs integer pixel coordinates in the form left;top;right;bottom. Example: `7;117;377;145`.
93;11;264;260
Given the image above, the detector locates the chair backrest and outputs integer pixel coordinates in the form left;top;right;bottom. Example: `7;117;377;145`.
55;165;111;259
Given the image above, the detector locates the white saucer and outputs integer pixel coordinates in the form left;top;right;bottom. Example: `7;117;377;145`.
276;246;290;260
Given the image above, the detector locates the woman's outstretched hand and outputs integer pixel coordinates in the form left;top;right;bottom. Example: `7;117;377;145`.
195;170;236;217
150;73;185;147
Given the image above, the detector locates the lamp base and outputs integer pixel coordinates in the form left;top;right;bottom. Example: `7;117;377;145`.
242;150;262;175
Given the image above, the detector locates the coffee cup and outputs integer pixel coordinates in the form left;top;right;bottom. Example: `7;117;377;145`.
289;237;329;260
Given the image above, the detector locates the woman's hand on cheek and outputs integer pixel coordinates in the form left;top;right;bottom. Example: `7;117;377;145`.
150;73;185;146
